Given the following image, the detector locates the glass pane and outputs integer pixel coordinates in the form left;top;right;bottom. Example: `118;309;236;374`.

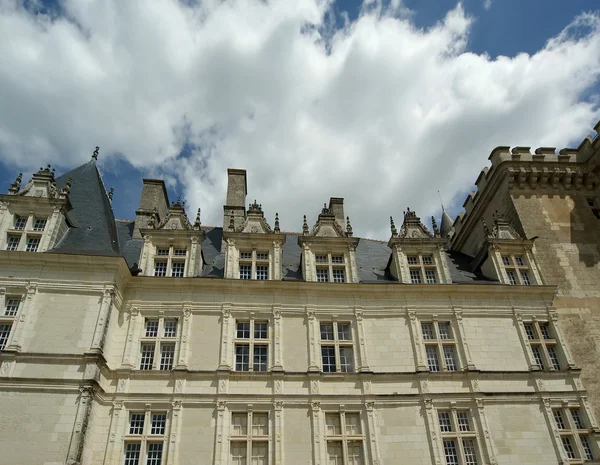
457;411;471;431
150;413;166;435
561;436;576;459
251;442;268;465
230;442;247;465
171;262;185;277
173;248;186;256
426;346;440;372
553;410;566;429
438;323;452;339
331;255;344;264
256;252;269;260
316;268;329;282
580;435;594;460
321;346;336;372
345;413;361;435
235;345;250;371
0;324;12;350
231;413;248;436
506;270;517;285
438;412;452;432
422;256;433;265
339;347;354;372
320;324;334;340
409;269;422;284
237;322;251;339
547;346;560;370
443;346;458;371
337;323;352;341
146;443;163;465
252;413;268;436
145;320;159;337
159;345;175;370
240;264;252;280
140;344;155;370
462;439;478;465
163;320;178;337
25;237;39;252
124;443;141;465
425;269;437;284
443;439;459;465
570;409;584;429
253;345;268;372
523;324;535;340
315;255;328;263
154;261;167;277
531;346;544;369
407;256;419;265
520;270;531;285
347;441;363;465
240;251;252;259
421;323;434;340
33;218;46;231
539;324;551;340
13;216;27;230
326;413;342;435
256;265;269;280
501;256;510;265
254;322;268;339
156;248;169;256
332;268;345;283
5;298;20;316
129;413;145;435
515;256;525;266
327;441;343;465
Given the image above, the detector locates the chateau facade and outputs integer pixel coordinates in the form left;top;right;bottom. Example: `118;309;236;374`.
0;121;599;465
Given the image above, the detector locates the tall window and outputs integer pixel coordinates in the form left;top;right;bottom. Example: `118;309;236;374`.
421;321;459;372
326;412;364;465
438;409;480;465
522;321;561;370
320;322;354;373
0;296;21;350
139;318;178;370
553;406;596;461
235;320;269;371
124;410;167;465
6;214;47;252
315;253;346;283
239;250;270;280
501;254;533;285
406;254;438;284
230;412;269;465
153;246;187;277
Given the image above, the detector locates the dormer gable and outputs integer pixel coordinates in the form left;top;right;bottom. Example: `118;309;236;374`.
138;198;205;278
222;199;286;280
298;198;360;283
387;208;452;284
0;166;72;253
476;212;543;285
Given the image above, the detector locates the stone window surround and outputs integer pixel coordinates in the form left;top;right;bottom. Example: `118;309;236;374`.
420;320;460;372
393;244;452;284
229;410;270;464
514;310;576;372
0;286;34;354
238;248;271;280
121;307;192;371
299;239;360;284
234;318;270;372
319;320;355;373
139;316;179;371
138;233;203;279
0;291;23;351
152;245;189;278
1;209;53;252
314;252;347;283
489;244;543;286
324;410;365;464
219;305;283;372
311;402;380;465
224;238;283;281
121;405;173;465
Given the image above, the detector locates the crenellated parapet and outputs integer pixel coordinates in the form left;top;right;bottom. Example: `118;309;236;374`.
449;120;600;254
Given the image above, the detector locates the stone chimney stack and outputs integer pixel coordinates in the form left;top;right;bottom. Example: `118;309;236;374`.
329;197;345;232
223;169;247;230
133;179;170;238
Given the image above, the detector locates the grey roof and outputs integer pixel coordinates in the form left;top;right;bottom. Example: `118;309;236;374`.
44;160;495;284
440;208;454;237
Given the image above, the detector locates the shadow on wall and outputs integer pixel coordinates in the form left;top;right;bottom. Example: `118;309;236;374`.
570;194;600;268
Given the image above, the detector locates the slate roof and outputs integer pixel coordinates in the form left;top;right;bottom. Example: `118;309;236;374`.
43;160;496;284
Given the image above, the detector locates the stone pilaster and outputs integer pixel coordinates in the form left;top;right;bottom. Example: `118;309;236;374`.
66;386;94;465
122;306;141;368
218;304;232;370
106;400;125;464
306;306;319;372
89;288;115;353
453;307;476;370
423;398;442;465
273;402;284;465
273;240;282;280
547;308;576;369
475;399;498;465
354;307;370;372
365;402;381;465
167;400;182;465
139;235;153;275
310;401;323;465
214;401;228;465
175;307;192;369
272;305;283;371
407;309;427;371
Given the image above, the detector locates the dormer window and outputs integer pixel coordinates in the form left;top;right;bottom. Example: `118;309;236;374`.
6;236;20;251
152;246;188;277
315;254;346;283
25;237;40;252
501;255;531;285
32;217;47;231
238;250;270;280
14;216;27;230
407;254;437;284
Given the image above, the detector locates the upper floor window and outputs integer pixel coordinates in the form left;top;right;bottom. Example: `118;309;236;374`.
501;254;532;285
320;321;354;372
239;250;270;280
553;405;596;461
230;411;269;465
522;321;561;370
0;296;21;350
139;317;178;370
235;320;269;371
153;246;187;277
421;321;459;372
437;408;481;465
124;410;167;465
407;254;438;284
325;412;364;465
315;253;346;283
5;214;47;252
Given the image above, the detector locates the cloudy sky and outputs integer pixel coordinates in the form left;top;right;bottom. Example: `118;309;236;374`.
1;0;599;240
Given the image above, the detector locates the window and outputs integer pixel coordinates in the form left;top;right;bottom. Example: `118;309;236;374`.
320;322;354;373
0;296;20;351
314;253;346;283
437;409;480;465
32;218;47;231
552;405;596;461
406;254;438;284
139;318;178;371
501;254;534;285
230;412;269;465
235;320;269;372
522;321;561;370
421;321;459;372
152;246;188;277
124;410;167;465
239;250;270;280
13;215;27;230
25;237;40;252
325;412;364;465
6;235;20;251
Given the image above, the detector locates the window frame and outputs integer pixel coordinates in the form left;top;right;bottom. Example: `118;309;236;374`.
500;254;535;286
436;408;482;465
0;295;22;350
551;404;597;462
234;319;270;372
5;213;48;252
123;409;168;465
406;253;438;284
229;410;270;465
139;317;179;371
324;411;365;465
314;252;347;283
521;320;563;371
238;249;271;280
421;320;460;372
152;245;188;278
319;321;355;373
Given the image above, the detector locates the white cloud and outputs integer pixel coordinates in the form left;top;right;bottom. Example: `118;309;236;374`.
0;0;599;240
483;0;492;10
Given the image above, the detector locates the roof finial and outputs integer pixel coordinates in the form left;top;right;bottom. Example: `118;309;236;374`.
61;177;72;196
302;215;309;235
390;216;398;237
274;213;280;234
481;217;491;237
431;216;440;236
92;146;99;161
229;210;235;231
346;216;353;237
194;208;201;229
108;187;114;201
8;172;22;195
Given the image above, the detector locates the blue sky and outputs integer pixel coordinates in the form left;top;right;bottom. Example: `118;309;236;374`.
1;0;599;239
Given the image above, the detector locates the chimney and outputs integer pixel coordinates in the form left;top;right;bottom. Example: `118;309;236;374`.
223;169;247;230
133;179;170;238
329;197;345;232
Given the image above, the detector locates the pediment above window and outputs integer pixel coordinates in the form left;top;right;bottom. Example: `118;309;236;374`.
303;204;354;238
148;198;200;231
226;200;279;235
7;166;71;201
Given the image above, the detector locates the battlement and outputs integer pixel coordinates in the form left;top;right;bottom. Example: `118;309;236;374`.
449;120;600;249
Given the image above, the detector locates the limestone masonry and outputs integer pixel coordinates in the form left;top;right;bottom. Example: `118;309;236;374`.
1;121;600;465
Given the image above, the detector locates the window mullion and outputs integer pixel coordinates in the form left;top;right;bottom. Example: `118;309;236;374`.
249;340;254;372
154;337;161;370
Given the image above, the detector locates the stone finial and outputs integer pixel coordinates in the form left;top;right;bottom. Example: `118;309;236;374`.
108;187;114;201
248;199;263;213
194;208;201;229
481;217;491;237
346;216;353;237
274;213;280;233
92;146;99;161
61;177;72;196
321;203;332;215
431;216;440;237
148;207;158;229
8;172;22;195
302;215;309;235
229;210;235;231
390;216;398;237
